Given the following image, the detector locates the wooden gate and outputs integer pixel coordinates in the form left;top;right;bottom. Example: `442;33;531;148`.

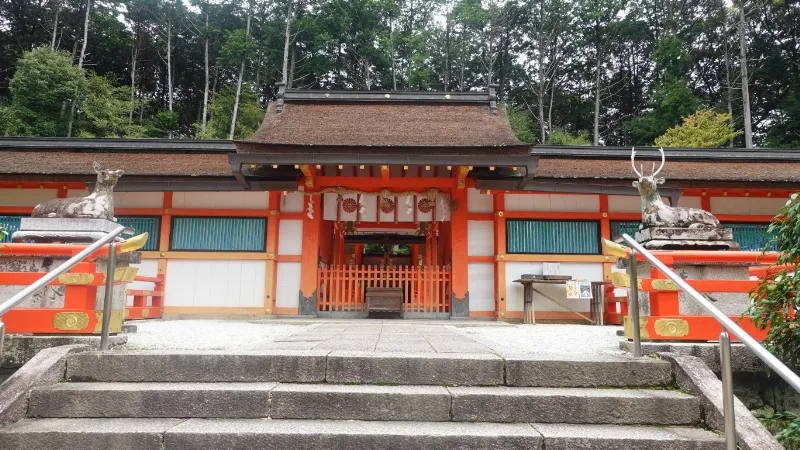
317;265;451;313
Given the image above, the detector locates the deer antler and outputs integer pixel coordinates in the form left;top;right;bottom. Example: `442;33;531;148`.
631;147;643;177
652;147;666;177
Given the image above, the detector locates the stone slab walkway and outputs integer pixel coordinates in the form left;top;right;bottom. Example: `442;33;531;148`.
124;319;624;357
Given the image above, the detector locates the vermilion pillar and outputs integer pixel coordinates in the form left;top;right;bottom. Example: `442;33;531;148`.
264;191;281;315
450;189;468;317
494;193;507;320
299;194;321;315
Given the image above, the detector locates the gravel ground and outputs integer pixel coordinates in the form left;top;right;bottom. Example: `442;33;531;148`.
124;320;312;350
123;319;625;355
453;324;625;356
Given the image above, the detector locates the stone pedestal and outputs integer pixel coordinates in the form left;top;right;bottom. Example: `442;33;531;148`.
0;251;140;337
635;227;739;250
12;218;125;244
620;259;751;318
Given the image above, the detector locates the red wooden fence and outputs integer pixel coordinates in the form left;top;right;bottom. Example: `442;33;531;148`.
317;265;451;313
125;274;165;320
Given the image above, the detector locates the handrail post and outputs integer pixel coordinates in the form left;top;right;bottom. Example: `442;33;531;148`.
0;319;5;369
99;242;117;351
720;329;737;450
629;249;642;358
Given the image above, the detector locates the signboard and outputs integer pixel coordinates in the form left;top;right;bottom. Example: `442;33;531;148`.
566;280;593;299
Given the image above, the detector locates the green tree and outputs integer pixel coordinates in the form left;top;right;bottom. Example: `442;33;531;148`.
748;193;800;448
654;110;742;148
1;48;87;136
547;128;591;145
74;73;144;137
626;77;703;145
196;83;264;139
506;106;535;143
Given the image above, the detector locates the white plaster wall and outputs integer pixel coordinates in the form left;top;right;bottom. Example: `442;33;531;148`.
467;221;494;256
165;259;265;308
323;193;338;221
280;192;305;213
276;262;302;308
398;195;415;222
505;194;599;212
467;188;493;213
278;220;303;255
468;263;495;312
711;197;787;216
172;192;269;209
67;190;164;208
505;262;603;312
0;189;58;206
677;196;702;209
126;259;159;306
607;195;640;213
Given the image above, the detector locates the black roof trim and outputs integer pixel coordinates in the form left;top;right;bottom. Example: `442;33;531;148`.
0;137;236;153
283;89;489;104
531;145;800;162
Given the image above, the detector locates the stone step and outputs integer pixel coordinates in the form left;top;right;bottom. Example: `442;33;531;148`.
29;382;700;426
0;418;726;450
65;350;673;387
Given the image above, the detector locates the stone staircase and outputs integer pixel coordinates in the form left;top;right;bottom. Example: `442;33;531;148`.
0;350;726;449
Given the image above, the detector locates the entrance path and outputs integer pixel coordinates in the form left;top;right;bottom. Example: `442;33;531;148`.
124;319;624;357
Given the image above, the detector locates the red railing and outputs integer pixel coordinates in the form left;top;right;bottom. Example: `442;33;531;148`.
317;264;451;313
603;241;776;341
125;275;165;320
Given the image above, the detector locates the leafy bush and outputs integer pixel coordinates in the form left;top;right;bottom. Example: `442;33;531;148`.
748;193;800;448
655;110;742;148
547;128;591;145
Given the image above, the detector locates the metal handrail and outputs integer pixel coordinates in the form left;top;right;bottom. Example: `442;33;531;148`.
621;234;800;450
0;226;133;364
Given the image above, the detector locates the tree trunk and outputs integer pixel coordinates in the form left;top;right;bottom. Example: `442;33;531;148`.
281;0;293;84
724;18;734;148
67;0;91;137
229;1;253;140
209;65;219;122
443;13;450;91
128;39;138;125
201;10;210;133
739;2;753;148
50;2;60;50
391;18;397;90
592;21;602;146
167;20;173;112
288;44;296;88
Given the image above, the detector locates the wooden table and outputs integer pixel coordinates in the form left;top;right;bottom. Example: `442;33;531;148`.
513;279;601;325
365;287;404;316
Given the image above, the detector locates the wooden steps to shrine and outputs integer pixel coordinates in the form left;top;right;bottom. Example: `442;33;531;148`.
0;350;727;450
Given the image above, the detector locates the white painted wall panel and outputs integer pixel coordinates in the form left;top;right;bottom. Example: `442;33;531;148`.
398;195;415;222
467;221;494;256
360;195;378;222
608;195;640;213
165;259;265;308
281;192;304;213
467;188;493;213
276;262;302;308
126;259;159;306
0;189;58;206
468;263;495;312
504;194;598;212
505;262;603;312
550;194;600;212
172;191;269;209
323;193;338;221
711;197;786;216
114;192;163;208
677;196;702;209
278;220;303;255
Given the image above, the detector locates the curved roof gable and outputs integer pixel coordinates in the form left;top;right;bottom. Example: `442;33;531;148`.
238;87;530;154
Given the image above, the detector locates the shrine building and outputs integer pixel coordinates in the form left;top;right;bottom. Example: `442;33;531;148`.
0;85;798;322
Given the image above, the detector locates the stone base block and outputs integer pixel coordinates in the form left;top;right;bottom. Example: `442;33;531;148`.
12;218;127;244
2;335;127;368
635;227;738;250
619;340;763;373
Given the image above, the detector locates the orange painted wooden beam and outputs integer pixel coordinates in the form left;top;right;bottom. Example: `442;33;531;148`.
454;166;470;189
0;272;106;286
683;188;792;199
633;315;767;341
0;182;86;190
264;191;281;314
494;193;507;319
0;242;126;257
299;194;322;301
4;308;100;334
380;165;391;181
639;278;757;293
127;289;164;297
300;164;317;189
450;189;468;303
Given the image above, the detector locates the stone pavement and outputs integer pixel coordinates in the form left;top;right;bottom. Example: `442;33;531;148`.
124;319;625;356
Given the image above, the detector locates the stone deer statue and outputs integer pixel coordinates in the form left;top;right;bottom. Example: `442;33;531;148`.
32;162;123;221
632;147;720;229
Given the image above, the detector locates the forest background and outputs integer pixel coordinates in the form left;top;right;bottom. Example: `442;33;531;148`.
0;0;797;147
